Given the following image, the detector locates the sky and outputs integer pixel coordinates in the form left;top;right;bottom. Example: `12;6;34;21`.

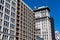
23;0;60;32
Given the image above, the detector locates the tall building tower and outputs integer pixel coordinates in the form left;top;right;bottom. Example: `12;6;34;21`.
16;0;36;40
0;0;17;40
34;6;55;40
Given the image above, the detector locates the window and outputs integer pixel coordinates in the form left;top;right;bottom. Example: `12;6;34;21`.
0;12;3;18
12;1;16;7
2;35;8;40
18;3;20;6
6;0;11;3
40;11;44;13
11;12;15;18
3;28;8;34
4;14;9;21
11;18;15;23
0;0;4;4
14;0;16;2
9;37;14;40
0;5;3;11
4;21;9;27
0;26;2;30
0;34;1;39
5;2;10;9
5;8;10;15
20;38;22;40
0;19;2;25
10;24;15;29
11;7;15;12
10;30;14;35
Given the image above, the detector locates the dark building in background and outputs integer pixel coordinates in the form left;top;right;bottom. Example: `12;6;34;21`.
50;17;55;40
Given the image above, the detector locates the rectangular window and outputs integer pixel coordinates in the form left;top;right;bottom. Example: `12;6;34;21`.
3;28;8;34
11;7;15;12
0;34;1;39
0;5;3;11
5;2;10;9
0;12;3;18
4;14;9;21
11;12;15;18
0;19;2;25
10;24;15;29
4;21;9;27
2;35;8;40
0;26;2;30
6;0;11;3
20;38;22;40
0;0;4;4
10;30;14;35
14;0;16;2
12;1;16;7
5;8;10;15
9;37;14;40
11;18;15;23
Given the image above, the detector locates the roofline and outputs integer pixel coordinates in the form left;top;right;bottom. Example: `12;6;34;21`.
35;16;50;20
22;1;33;11
34;7;50;12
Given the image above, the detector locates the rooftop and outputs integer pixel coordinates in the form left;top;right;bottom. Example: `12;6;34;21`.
34;6;50;12
38;6;48;9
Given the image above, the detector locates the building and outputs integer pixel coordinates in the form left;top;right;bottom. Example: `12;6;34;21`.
50;17;55;40
16;0;35;40
34;6;55;40
0;0;17;40
55;31;60;40
0;0;36;40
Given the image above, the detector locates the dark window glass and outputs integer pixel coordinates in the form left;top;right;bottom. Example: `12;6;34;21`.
0;0;4;4
4;14;9;21
10;24;15;29
0;5;3;11
5;8;10;15
4;21;9;27
3;28;8;34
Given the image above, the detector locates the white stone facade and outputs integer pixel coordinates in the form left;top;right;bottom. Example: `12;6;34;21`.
35;6;52;40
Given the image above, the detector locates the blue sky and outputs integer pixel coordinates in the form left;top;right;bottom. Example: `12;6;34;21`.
23;0;60;32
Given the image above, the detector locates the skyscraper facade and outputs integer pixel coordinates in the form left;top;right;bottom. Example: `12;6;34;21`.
0;0;17;40
34;6;55;40
0;0;36;40
16;0;35;40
